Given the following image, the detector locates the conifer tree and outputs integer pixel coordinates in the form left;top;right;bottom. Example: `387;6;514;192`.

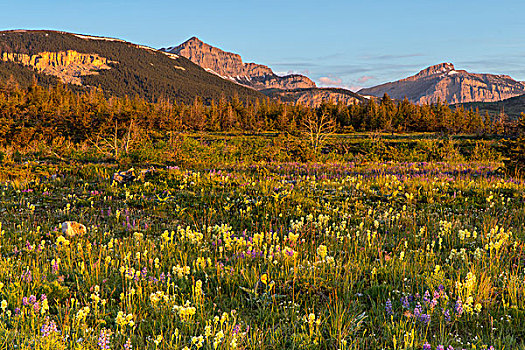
506;113;525;173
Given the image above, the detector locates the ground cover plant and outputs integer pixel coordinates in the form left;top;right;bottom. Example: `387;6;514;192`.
0;135;524;349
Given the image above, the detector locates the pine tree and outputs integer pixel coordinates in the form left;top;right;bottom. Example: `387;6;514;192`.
506;113;525;173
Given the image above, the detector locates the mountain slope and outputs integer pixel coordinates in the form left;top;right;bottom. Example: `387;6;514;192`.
458;93;525;118
264;87;365;106
359;63;525;105
162;37;316;90
163;37;366;106
0;30;265;103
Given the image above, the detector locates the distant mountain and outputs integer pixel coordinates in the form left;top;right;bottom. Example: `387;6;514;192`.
359;63;525;105
162;37;364;106
161;37;316;90
458;93;525;118
0;30;264;103
264;87;365;107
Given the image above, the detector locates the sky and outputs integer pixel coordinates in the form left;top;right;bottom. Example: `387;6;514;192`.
1;0;525;91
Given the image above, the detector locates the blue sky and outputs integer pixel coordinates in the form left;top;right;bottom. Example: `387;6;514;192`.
1;0;525;91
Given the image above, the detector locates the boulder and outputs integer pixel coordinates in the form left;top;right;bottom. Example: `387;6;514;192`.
61;221;86;237
113;168;136;184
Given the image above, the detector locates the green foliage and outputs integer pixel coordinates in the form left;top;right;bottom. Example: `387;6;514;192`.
505;113;525;173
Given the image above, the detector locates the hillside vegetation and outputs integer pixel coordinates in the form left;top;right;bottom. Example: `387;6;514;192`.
0;30;264;103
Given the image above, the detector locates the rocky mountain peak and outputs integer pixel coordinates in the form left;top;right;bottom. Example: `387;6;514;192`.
162;37;316;90
415;62;455;78
359;63;525;105
186;36;202;43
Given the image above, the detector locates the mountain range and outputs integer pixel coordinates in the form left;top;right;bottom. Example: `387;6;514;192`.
162;36;316;91
359;62;525;105
161;36;364;106
0;29;523;115
0;30;264;103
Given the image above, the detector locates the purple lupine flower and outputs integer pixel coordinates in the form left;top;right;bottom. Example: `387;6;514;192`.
448;346;454;350
232;324;241;334
52;260;59;274
22;270;32;283
41;322;51;337
49;320;58;333
419;313;431;325
41;317;59;337
28;295;37;304
443;308;451;322
414;303;422;317
455;298;463;316
98;328;111;349
401;296;410;309
423;290;431;304
22;297;29;306
14;307;20;315
437;346;445;350
385;299;393;315
423;342;431;350
33;302;40;313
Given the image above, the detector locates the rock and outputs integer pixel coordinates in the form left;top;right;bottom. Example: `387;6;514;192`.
61;221;86;237
161;37;369;107
266;88;363;107
112;168;156;184
161;37;316;91
359;62;525;104
113;168;136;184
1;51;116;85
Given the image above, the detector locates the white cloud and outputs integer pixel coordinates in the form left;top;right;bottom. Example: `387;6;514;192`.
318;76;343;87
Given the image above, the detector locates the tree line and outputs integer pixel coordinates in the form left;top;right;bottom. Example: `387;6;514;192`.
0;81;520;146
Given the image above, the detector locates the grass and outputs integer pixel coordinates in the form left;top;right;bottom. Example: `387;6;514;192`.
0;134;522;349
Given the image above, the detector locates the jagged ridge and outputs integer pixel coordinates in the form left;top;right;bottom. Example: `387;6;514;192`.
264;87;365;107
162;36;369;107
359;63;525;105
161;37;316;90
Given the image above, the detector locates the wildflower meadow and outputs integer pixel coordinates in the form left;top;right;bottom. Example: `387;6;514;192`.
0;135;524;349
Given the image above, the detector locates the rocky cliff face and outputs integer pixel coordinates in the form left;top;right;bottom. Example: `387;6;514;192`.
359;63;525;105
266;88;364;107
1;50;116;85
161;37;316;90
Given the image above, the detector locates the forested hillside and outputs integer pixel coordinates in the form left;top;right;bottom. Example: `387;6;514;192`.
0;30;264;103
